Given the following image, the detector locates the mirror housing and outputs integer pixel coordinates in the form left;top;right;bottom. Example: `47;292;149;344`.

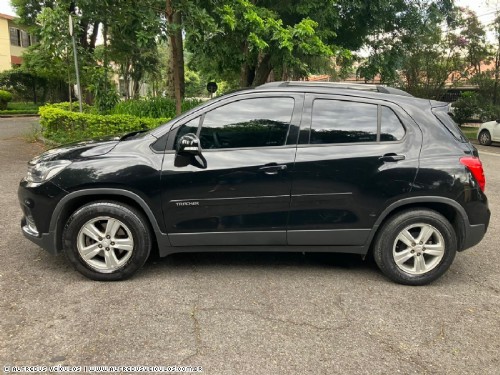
177;133;201;155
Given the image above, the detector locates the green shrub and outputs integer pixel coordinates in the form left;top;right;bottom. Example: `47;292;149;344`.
47;102;93;113
0;90;13;110
111;97;203;118
452;92;479;125
477;104;500;123
0;102;40;115
39;105;170;144
0;109;39;115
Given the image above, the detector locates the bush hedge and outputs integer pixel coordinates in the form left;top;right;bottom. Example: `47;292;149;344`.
0;90;13;110
39;104;170;144
47;101;93;113
111;97;203;118
0;109;39;115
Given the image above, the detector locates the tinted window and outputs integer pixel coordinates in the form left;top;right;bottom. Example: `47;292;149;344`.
199;98;293;149
311;100;377;144
380;107;405;141
174;117;200;149
433;109;468;142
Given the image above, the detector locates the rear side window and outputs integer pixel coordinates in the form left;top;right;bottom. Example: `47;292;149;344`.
199;97;294;149
311;100;377;144
381;107;405;141
310;100;405;144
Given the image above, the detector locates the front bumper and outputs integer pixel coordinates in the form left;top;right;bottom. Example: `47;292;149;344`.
18;180;67;255
21;217;58;255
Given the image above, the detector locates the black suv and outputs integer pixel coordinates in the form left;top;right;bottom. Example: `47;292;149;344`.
19;82;490;285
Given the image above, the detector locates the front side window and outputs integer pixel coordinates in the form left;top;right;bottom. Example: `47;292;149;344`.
311;100;378;144
199;97;294;149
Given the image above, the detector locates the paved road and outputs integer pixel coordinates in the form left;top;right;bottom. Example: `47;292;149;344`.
1;117;499;374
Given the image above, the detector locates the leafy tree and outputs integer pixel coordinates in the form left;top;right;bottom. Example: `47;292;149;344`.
459;8;489;75
358;0;462;99
184;0;431;88
21;5;74;100
185;0;344;87
107;1;162;99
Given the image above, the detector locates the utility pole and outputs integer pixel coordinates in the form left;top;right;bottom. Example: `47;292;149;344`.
69;1;83;113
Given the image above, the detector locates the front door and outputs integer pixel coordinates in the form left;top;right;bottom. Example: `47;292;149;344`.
161;94;302;246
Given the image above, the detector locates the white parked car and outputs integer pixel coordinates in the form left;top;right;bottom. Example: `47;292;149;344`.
477;120;500;146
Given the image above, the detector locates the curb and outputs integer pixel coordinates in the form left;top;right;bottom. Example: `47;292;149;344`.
0;114;40;118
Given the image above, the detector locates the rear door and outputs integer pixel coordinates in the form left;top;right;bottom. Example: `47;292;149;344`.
160;93;303;246
287;94;422;247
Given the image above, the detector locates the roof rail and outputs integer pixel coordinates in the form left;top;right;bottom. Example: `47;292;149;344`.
257;81;413;97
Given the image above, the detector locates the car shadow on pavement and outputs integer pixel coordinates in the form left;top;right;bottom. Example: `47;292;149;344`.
142;251;376;274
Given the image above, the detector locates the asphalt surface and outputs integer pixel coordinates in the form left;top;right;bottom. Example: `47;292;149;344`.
0;117;499;374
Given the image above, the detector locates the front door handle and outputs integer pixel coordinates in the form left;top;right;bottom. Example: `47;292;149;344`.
259;164;288;175
379;153;406;162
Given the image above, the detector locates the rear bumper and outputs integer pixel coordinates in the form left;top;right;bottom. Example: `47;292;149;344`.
461;223;488;251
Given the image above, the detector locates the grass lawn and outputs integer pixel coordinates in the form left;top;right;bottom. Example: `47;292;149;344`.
0;102;40;115
461;126;479;141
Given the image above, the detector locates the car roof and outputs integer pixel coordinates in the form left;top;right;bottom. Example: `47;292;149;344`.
258;81;414;97
251;81;438;109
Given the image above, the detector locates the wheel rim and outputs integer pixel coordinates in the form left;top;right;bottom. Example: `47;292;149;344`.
392;223;445;275
77;216;134;273
480;131;490;144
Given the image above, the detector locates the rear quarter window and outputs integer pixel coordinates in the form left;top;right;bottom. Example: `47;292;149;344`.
432;109;468;142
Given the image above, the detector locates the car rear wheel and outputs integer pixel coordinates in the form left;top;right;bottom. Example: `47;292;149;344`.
373;209;457;285
479;130;492;146
63;202;151;281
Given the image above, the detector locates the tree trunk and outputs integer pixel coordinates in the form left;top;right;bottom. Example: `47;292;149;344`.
165;42;175;99
166;0;184;115
133;80;140;98
173;12;185;99
239;64;256;87
89;21;99;51
252;53;272;86
32;77;37;104
494;52;499;106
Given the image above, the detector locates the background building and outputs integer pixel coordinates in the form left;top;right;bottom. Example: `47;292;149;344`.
0;12;35;72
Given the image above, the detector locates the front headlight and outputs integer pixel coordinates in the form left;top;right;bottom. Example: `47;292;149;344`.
25;160;72;184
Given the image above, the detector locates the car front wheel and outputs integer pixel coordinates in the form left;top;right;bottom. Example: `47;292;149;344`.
479;130;492;146
373;209;457;285
63;202;152;281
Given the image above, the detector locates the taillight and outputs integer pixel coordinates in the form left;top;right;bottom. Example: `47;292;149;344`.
460;156;486;192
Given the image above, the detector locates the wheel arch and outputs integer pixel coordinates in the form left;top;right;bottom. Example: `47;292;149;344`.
51;189;170;254
366;197;469;254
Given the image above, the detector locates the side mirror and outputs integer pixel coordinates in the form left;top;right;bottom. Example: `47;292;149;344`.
176;133;201;155
496;119;500;123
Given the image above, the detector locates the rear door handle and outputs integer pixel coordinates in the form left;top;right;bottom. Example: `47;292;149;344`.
379;153;406;162
259;164;288;175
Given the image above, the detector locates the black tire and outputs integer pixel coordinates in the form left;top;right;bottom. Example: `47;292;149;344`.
373;209;457;286
63;201;152;281
479;130;492;146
